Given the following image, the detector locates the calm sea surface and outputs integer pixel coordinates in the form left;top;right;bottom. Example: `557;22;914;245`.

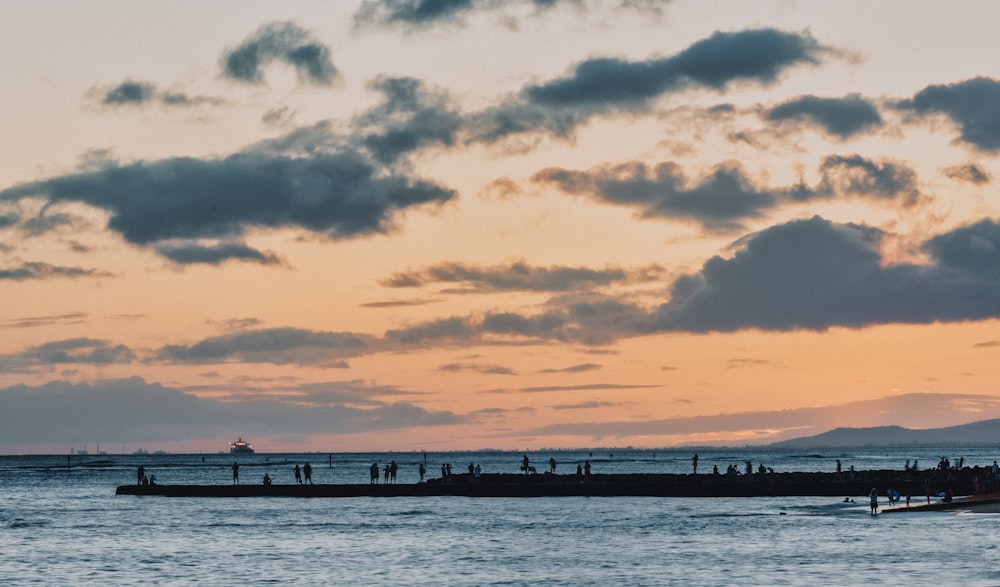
3;447;1000;586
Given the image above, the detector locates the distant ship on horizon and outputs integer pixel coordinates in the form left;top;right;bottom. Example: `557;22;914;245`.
230;437;255;454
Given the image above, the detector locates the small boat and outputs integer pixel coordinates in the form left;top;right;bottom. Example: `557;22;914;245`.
230;437;255;454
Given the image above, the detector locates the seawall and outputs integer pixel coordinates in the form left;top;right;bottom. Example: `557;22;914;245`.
116;469;980;498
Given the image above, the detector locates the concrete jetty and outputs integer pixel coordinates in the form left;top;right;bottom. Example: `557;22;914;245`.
116;470;987;499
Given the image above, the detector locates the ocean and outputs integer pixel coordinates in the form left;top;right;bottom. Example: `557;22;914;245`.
3;447;999;586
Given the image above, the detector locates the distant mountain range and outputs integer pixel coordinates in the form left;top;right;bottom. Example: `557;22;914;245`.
769;418;1000;448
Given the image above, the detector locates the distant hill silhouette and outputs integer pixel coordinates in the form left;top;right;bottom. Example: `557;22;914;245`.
769;418;1000;448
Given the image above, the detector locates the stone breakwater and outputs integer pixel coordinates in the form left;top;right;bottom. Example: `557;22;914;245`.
116;469;983;498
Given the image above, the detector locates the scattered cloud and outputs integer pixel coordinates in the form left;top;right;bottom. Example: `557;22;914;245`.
380;259;663;292
943;163;991;184
467;28;833;143
538;363;602;374
353;0;674;30
221;21;338;85
359;298;443;308
438;362;518;375
0;262;112;281
764;94;882;138
155;327;378;367
518;383;661;392
533;154;922;233
93;79;227;109
897;76;1000;152
155;241;286;267
0;338;136;373
1;313;88;329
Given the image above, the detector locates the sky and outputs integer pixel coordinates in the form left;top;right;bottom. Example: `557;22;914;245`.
2;0;1000;454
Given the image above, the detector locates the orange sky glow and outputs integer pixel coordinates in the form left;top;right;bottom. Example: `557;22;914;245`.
1;1;1000;454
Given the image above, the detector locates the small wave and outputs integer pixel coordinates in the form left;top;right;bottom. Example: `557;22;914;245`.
8;518;50;529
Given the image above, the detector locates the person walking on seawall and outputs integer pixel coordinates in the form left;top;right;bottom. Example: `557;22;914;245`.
869;488;879;514
232;462;239;485
522;454;530;474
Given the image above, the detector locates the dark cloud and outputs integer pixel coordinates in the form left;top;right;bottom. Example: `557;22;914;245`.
923;218;1000;276
0;377;460;446
438;362;518;375
155;328;377;367
155;241;286;267
897;77;1000;152
353;76;464;164
0;262;112;281
468;28;830;142
519;383;660;392
1;313;88;329
0;338;136;373
385;295;651;345
381;259;663;292
383;216;1000;342
813;154;922;206
0;143;457;265
353;0;673;30
102;80;156;105
943;163;991;185
538;363;602;374
358;297;443;308
96;79;226;109
221;21;337;85
764;94;882;138
533;154;921;232
654;216;1000;332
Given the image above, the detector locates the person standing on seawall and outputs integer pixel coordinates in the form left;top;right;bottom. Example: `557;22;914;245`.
692;454;698;475
232;462;240;485
869;488;879;514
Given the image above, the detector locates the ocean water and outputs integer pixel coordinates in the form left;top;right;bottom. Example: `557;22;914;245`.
3;447;999;586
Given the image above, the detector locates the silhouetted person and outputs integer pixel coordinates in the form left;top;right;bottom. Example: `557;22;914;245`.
141;475;149;486
263;473;272;485
468;462;475;483
584;460;591;483
137;465;145;486
576;464;583;478
692;454;698;474
522;454;530;474
294;464;302;484
390;461;397;484
370;462;379;485
232;462;239;485
869;488;878;514
549;457;557;473
418;463;426;482
304;462;312;484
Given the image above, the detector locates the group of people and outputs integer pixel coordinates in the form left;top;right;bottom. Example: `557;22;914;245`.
136;465;156;486
371;461;398;484
292;463;313;485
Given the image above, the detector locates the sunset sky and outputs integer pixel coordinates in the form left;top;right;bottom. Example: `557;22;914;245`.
2;0;1000;454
